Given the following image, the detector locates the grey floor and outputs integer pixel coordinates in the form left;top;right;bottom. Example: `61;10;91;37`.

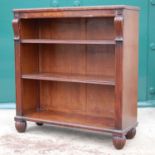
0;108;155;155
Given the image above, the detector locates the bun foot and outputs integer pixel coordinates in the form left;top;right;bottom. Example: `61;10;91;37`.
113;135;126;150
126;128;136;139
36;122;43;126
15;120;27;133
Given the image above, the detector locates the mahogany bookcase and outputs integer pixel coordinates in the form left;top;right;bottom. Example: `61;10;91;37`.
12;5;139;149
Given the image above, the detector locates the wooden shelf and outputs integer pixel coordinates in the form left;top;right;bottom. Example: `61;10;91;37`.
23;110;115;129
20;39;115;45
22;73;115;85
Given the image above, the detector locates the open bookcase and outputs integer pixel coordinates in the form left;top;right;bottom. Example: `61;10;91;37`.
12;6;139;149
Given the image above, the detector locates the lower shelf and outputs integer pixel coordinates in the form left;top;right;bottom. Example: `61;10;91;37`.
22;73;115;85
21;110;115;131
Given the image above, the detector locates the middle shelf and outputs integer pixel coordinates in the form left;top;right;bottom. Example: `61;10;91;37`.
22;73;115;85
20;39;116;45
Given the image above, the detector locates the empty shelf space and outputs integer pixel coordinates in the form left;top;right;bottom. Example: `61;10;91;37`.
20;39;116;45
24;110;115;129
22;73;115;85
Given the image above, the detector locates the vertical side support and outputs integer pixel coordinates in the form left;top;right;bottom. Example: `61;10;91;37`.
12;17;22;116
114;10;124;130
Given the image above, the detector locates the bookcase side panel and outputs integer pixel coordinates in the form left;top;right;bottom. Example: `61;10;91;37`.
13;18;23;116
122;10;139;129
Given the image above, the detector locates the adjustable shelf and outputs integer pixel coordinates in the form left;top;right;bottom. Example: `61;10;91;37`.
13;5;139;149
22;73;115;85
20;39;116;45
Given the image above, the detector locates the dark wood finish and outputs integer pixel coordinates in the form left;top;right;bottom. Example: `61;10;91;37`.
15;120;27;133
12;5;139;149
112;135;126;149
126;128;136;139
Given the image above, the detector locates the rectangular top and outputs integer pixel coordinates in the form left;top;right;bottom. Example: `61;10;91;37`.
13;5;139;19
13;5;139;13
